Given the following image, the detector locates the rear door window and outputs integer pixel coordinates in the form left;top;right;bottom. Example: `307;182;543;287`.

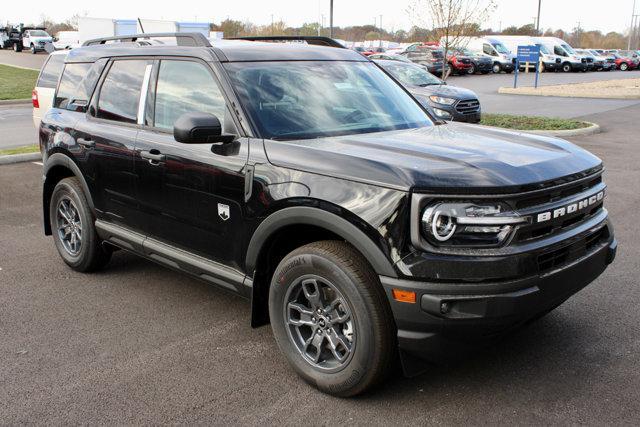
37;54;66;88
96;60;151;124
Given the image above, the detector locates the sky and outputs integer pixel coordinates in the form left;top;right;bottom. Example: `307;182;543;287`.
3;0;637;34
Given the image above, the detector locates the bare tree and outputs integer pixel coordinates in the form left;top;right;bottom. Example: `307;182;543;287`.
408;0;496;79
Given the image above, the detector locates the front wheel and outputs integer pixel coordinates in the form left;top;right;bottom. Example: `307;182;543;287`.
50;177;112;272
30;44;36;54
562;63;572;72
467;64;476;75
620;63;629;71
13;42;22;52
492;63;501;73
269;241;396;397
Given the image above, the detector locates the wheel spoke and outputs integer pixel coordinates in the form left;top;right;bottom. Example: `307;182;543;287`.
304;331;324;363
287;302;315;326
301;278;323;309
326;330;351;363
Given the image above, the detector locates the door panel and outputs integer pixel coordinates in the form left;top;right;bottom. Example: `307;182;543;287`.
135;131;249;267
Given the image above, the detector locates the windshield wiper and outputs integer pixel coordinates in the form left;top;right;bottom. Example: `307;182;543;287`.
418;83;440;87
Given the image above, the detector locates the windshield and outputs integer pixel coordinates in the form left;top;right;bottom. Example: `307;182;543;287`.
379;61;442;87
29;30;49;37
537;44;551;55
561;44;576;55
225;61;432;141
492;43;510;54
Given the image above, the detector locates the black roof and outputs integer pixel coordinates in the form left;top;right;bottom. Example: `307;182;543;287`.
66;34;366;64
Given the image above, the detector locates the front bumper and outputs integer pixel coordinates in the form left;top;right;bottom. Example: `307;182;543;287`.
381;219;616;364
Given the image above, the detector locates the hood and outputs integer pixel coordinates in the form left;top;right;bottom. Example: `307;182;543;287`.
30;36;53;42
409;84;478;101
263;123;602;193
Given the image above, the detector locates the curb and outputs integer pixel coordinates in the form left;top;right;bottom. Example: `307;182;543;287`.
524;122;601;137
497;86;640;100
0;99;31;106
0;152;41;165
475;122;601;138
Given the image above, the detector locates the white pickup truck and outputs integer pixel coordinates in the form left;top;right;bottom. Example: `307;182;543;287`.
21;29;54;54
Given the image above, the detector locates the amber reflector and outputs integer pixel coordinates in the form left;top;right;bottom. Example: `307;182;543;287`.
392;289;416;303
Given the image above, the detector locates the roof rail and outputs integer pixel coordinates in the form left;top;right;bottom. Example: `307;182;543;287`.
226;36;345;49
82;32;211;47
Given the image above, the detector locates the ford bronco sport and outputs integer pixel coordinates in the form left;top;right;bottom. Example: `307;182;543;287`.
38;34;616;397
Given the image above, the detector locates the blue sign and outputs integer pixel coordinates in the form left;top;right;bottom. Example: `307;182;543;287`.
517;45;541;63
513;45;542;89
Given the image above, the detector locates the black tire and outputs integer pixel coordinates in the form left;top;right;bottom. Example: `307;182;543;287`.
620;62;628;71
13;42;22;52
467;64;476;75
269;241;395;397
492;63;501;73
50;177;112;272
562;62;572;72
30;44;36;54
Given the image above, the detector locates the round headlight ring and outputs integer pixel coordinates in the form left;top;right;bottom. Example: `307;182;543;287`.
431;210;457;241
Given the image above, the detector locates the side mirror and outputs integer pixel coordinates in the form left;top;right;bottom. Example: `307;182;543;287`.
173;112;235;144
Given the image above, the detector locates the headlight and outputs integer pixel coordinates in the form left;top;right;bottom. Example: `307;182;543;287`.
421;202;528;247
429;96;456;105
432;108;452;120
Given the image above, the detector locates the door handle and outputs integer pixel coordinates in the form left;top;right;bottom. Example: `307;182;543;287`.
140;150;166;164
77;138;95;149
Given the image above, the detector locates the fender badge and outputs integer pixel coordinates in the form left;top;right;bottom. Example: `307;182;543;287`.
218;203;230;221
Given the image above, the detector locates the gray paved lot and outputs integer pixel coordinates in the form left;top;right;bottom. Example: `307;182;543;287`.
0;104;638;424
0;49;47;70
447;69;640;118
0;105;36;149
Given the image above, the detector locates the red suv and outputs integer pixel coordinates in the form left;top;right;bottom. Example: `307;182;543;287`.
442;49;473;74
611;53;637;71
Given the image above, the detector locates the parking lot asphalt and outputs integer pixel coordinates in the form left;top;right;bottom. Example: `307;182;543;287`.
0;103;639;424
0;105;36;149
0;49;47;70
447;70;640;118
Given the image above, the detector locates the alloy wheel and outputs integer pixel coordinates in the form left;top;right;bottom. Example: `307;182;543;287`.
56;197;83;256
284;274;355;372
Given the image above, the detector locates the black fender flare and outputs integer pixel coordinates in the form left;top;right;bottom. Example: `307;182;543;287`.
43;153;95;234
245;206;397;278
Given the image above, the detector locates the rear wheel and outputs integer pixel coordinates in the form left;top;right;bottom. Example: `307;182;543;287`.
13;42;22;52
562;62;572;72
50;177;112;272
467;64;476;74
30;43;36;54
269;241;395;397
620;62;629;71
492;63;501;73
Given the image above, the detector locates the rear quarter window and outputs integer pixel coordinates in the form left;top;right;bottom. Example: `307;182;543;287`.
37;54;66;89
54;59;107;111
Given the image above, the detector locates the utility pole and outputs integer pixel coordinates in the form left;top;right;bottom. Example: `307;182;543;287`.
379;15;383;48
576;21;581;47
271;14;274;35
629;0;637;49
329;0;334;38
536;0;542;34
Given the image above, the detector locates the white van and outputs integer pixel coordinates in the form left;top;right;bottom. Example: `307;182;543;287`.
488;35;564;72
445;36;515;73
531;37;589;72
32;50;67;128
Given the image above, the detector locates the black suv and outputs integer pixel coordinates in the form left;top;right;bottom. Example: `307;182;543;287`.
39;34;616;397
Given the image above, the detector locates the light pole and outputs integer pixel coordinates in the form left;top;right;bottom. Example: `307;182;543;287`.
329;0;334;38
629;0;637;49
536;0;542;34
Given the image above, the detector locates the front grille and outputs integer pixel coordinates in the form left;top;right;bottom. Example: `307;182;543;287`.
512;173;605;243
537;227;608;273
455;99;480;114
